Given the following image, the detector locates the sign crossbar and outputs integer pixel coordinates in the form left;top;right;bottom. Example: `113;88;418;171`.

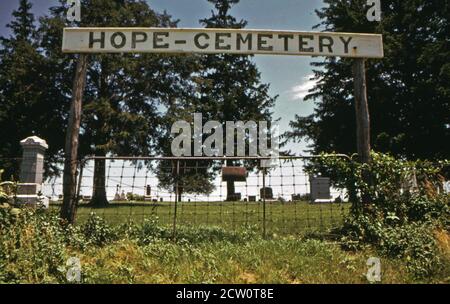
63;27;384;58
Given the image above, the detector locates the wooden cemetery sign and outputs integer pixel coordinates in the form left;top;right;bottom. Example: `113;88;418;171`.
62;28;384;59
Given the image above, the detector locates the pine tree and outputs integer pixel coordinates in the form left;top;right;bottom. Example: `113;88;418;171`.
156;94;218;202
155;0;278;202
285;0;450;160
0;0;62;179
7;0;36;41
40;0;198;207
197;0;277;200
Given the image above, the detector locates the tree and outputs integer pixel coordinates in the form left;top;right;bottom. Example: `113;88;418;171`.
284;0;450;160
0;0;66;179
156;96;218;202
40;0;196;207
196;0;277;200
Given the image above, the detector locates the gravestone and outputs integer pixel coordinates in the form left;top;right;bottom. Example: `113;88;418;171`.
260;187;274;200
17;136;49;208
309;176;332;203
145;185;152;201
114;184;121;201
227;193;242;201
120;190;127;201
223;167;247;201
292;194;302;201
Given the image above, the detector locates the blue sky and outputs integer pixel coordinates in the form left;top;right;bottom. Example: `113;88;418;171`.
0;0;326;154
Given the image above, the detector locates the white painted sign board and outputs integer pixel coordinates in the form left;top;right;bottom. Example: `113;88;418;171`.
62;28;384;58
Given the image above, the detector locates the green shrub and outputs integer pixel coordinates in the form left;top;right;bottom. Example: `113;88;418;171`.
0;208;67;283
0;207;124;283
314;152;449;277
0;171;14;206
82;213;119;246
378;223;441;278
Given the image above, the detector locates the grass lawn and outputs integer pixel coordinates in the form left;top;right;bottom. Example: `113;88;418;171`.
44;202;449;284
51;200;351;236
4;203;448;284
74;237;448;284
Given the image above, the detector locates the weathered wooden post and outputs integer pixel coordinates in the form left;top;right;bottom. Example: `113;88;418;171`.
352;58;372;205
61;54;88;224
353;58;371;164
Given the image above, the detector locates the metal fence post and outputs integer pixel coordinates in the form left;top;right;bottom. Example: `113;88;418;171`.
172;159;180;240
73;159;85;225
262;167;267;239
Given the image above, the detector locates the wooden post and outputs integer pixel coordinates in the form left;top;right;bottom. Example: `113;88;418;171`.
353;58;371;164
352;58;372;205
61;54;88;224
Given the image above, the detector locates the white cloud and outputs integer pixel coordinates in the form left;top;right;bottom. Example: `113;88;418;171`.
291;75;317;100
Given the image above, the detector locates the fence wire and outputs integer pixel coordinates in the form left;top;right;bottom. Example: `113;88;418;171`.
1;156;353;237
70;156;350;236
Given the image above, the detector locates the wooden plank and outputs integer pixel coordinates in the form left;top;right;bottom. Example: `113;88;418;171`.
62;27;384;58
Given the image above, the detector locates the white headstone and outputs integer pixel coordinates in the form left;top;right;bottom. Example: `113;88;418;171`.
17;136;49;208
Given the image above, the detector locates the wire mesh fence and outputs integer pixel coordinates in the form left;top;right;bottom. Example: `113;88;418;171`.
54;156;352;236
1;155;354;236
3;155;449;238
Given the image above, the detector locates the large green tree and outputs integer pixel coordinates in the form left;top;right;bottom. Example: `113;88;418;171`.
156;0;278;202
156;97;217;202
0;0;66;179
40;0;196;207
196;0;277;200
285;0;450;160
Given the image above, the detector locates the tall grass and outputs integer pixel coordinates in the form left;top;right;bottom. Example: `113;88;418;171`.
1;209;448;284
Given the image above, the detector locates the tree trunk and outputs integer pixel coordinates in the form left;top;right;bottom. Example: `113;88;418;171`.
61;54;88;224
90;154;109;207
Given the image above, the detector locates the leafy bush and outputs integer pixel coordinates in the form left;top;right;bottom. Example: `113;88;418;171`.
313;152;449;277
0;207;68;283
378;223;441;277
0;169;15;206
0;202;119;282
82;213;119;246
